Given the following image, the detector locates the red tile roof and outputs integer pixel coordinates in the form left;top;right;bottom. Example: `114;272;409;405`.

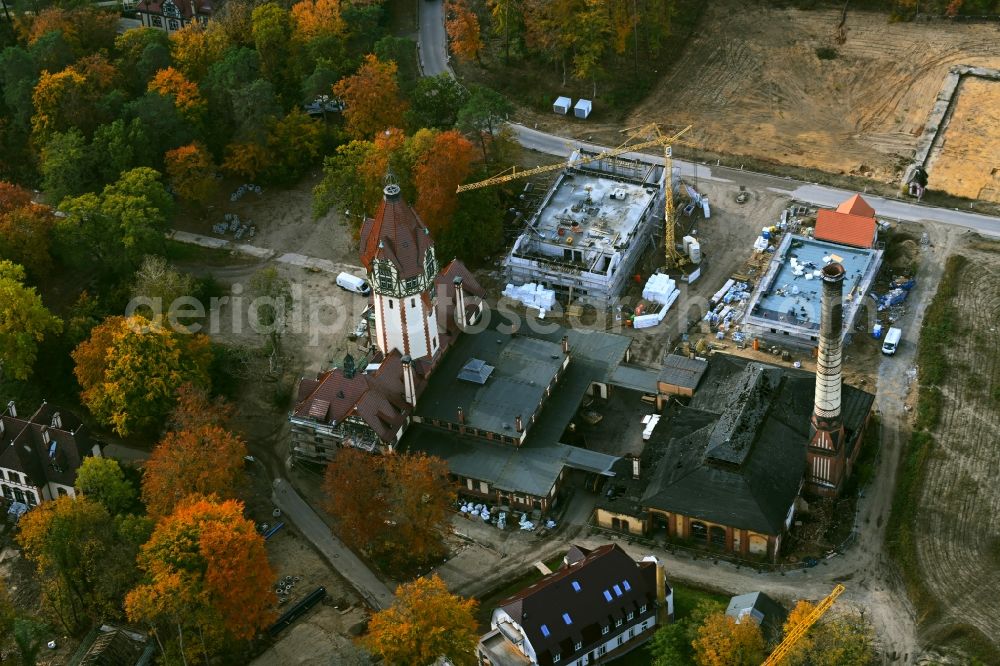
360;187;433;280
835;194;875;218
814;210;877;248
292;351;418;444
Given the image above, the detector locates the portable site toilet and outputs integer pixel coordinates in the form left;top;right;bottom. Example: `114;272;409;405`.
574;99;593;119
553;96;572;115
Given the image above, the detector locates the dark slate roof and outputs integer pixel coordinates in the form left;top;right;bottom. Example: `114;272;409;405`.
69;623;156;666
497;544;658;666
406;320;632;496
0;404;94;489
636;355;874;535
408;425;618;497
360;187;433;280
416;332;565;434
658;354;709;390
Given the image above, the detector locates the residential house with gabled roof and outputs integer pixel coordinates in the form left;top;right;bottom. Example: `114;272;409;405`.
1;401;101;511
725;591;788;643
478;544;672;666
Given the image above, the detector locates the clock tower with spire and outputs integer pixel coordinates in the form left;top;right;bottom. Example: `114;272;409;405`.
359;183;441;361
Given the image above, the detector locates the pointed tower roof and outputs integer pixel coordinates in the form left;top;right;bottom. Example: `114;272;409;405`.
835;194;875;218
359;184;434;280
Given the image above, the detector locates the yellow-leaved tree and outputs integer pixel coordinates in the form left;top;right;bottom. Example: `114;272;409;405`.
366;574;479;666
72;315;212;436
779;600;875;666
691;611;765;666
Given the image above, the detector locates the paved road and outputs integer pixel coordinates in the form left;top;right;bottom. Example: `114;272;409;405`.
508;124;1000;238
271;478;396;610
168;230;361;274
417;0;451;77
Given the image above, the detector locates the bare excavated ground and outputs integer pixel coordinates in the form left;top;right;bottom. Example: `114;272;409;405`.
926;76;1000;203
914;238;1000;658
517;1;1000;194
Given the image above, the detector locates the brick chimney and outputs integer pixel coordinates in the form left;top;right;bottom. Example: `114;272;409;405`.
401;355;416;406
457;406;465;425
561;335;570;354
515;414;523;433
807;261;847;495
453;276;466;328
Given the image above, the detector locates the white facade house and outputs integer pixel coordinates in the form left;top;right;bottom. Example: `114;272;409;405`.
478;544;673;666
1;402;99;511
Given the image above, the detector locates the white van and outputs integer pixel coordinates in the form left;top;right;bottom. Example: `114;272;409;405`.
336;272;370;296
881;327;902;355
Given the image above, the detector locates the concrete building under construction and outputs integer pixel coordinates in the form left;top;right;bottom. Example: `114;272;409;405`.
504;150;666;303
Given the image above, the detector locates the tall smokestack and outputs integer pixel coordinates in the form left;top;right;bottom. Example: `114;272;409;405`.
808;262;847;494
813;262;845;431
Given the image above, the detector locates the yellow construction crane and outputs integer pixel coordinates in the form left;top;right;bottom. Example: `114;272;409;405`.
456;124;692;270
761;584;846;666
620;123;690;269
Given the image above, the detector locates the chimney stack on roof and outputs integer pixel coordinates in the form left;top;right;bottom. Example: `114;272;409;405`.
515;414;523;433
457;406;465;425
561;336;570;354
401;355;416;407
453;276;466;328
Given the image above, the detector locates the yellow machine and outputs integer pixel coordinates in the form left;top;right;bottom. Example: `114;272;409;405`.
761;584;846;665
456;125;692;270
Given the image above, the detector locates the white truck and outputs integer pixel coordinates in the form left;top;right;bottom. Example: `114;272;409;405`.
881;327;902;355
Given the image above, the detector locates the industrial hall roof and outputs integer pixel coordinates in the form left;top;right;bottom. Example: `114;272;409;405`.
495;544;658;666
405;321;632;498
814;194;878;249
658;354;709;390
360;185;434;279
596;355;873;535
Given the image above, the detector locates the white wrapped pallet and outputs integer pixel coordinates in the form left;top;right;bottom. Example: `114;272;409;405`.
711;279;736;306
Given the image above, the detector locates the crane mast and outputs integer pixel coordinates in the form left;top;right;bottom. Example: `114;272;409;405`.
760;584;846;665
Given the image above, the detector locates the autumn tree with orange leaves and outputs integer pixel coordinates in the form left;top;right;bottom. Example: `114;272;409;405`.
165;142;218;207
332;54;407;139
148;67;206;123
223;142;272;181
32;56;119;140
323;449;455;572
366;574;479;666
126;497;274;661
446;0;483;63
414;129;476;236
0;182;54;276
142;389;246;519
291;0;346;42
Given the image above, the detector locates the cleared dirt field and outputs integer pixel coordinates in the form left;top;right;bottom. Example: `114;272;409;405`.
517;1;1000;194
915;240;1000;655
629;2;1000;183
926;76;1000;202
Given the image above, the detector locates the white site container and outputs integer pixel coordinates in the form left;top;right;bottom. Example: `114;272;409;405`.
689;240;702;264
574;99;592;119
553;96;572;115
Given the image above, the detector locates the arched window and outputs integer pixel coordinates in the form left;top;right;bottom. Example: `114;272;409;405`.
388;299;394;309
